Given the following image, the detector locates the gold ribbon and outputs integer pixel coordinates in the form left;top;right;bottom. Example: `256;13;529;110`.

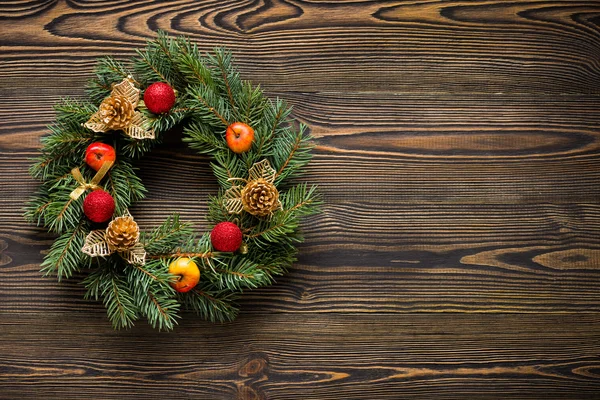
69;160;114;200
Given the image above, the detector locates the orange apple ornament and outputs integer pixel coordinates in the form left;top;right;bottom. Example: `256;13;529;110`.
168;257;200;293
225;122;254;153
85;142;116;171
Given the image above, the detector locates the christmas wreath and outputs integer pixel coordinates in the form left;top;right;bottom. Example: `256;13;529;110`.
25;32;320;330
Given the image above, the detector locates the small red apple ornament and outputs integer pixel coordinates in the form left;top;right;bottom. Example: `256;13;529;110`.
85;142;116;171
210;222;243;252
83;190;115;223
144;82;176;114
225;122;254;154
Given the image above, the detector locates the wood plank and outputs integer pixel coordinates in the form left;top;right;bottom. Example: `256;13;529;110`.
4;92;600;147
3;201;599;314
1;313;599;399
2;93;600;312
0;1;599;94
5;149;600;206
0;92;600;208
2;90;600;204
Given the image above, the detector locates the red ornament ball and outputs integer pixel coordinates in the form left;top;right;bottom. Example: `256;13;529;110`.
210;222;243;252
143;82;176;114
83;190;115;223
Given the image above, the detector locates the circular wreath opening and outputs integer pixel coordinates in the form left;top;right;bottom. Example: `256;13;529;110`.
25;32;321;331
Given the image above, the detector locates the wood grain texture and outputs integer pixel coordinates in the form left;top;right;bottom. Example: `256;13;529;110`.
1;313;600;400
1;0;599;93
4;199;600;314
1;0;600;399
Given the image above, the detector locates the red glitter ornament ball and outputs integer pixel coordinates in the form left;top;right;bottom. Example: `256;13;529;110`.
83;190;115;223
210;222;243;252
143;82;176;114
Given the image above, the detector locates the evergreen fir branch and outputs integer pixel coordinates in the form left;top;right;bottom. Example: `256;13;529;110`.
152;30;187;89
179;282;239;323
142;214;195;255
120;133;162;159
86;56;131;104
134;32;185;89
146;108;187;133
44;182;85;234
83;265;107;301
273;123;315;185
281;183;322;217
26;167;83;229
256;98;291;156
175;37;214;87
30;155;61;181
245;240;297;273
130;261;173;286
206;48;243;114
204;255;273;291
186;84;232;128
54;98;98;124
141;100;189;133
182;121;228;155
211;152;248;189
31;105;99;180
134;49;169;86
206;194;233;223
236;85;270;168
175;230;212;252
144;288;180;331
30;154;78;182
24;187;52;226
125;260;180;331
44;120;94;149
146;251;213;261
186;232;213;265
147;232;215;272
103;268;138;329
104;160;147;216
40;221;88;281
254;187;318;235
244;211;300;249
239;81;266;126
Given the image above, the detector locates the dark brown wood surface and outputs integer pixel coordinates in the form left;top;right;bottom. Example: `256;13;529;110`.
1;1;600;399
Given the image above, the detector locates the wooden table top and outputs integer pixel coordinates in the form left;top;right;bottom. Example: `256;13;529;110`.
1;1;599;399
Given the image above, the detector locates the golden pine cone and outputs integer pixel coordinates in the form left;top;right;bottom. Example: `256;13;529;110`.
105;216;140;251
241;178;280;217
99;95;135;130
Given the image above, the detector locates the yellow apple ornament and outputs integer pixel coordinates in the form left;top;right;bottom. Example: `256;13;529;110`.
168;258;200;293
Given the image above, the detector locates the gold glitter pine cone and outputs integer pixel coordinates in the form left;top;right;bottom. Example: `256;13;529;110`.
105;216;140;251
99;95;135;130
241;178;279;217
